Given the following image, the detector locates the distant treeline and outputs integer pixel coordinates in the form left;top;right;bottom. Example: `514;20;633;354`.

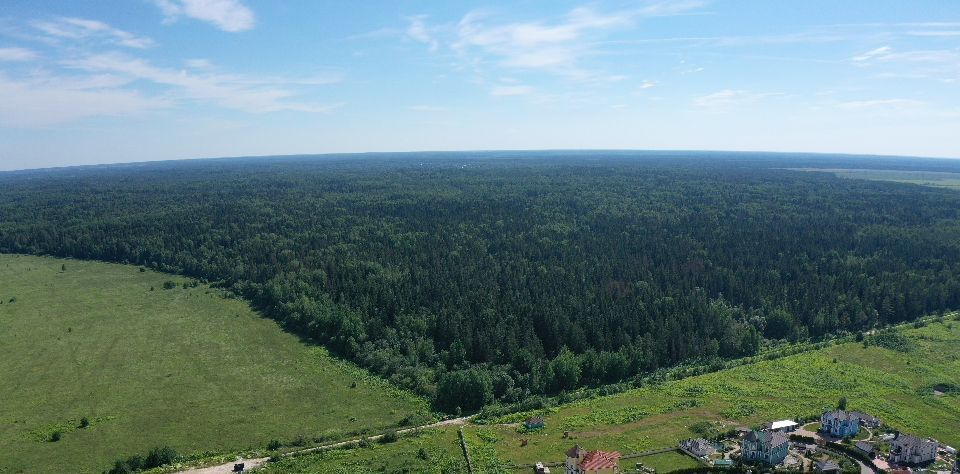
2;153;959;412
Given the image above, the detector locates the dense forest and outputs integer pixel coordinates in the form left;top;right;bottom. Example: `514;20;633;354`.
2;151;960;412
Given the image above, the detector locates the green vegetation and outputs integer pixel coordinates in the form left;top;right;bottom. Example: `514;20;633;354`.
259;429;467;473
627;451;701;472
0;254;430;473
269;318;959;471
3;154;960;413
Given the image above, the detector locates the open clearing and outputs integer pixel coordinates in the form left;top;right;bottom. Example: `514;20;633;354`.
0;254;430;473
790;168;960;190
265;317;960;472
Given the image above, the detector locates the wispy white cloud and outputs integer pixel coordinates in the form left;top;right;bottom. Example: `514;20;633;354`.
836;98;925;110
31;17;154;48
638;80;656;89
450;2;705;74
852;46;892;62
407;16;438;52
62;53;335;113
490;85;533;96
154;0;255;32
0;72;171;126
0;46;37;61
694;89;780;109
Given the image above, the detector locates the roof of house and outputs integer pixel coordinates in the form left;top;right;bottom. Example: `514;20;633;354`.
769;419;798;430
855;441;875;452
816;460;841;471
823;409;858;421
579;450;620;471
850;411;879;423
745;430;789;449
892;433;934;450
566;444;586;459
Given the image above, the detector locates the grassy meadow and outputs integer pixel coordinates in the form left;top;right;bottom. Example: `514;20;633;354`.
264;316;960;473
791;168;960;190
259;428;468;473
0;254;430;474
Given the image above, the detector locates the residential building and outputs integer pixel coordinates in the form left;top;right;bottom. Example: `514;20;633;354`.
850;411;881;428
741;430;789;466
889;433;937;465
565;445;621;474
855;440;876;458
815;460;841;473
820;410;860;438
679;438;716;458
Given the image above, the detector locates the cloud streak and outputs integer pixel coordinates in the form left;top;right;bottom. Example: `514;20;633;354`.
31;17;154;48
0;47;37;61
62;53;334;113
154;0;255;32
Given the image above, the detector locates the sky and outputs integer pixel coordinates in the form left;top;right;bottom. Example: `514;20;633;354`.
1;0;960;171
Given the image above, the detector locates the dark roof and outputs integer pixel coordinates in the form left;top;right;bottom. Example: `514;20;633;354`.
744;430;788;449
823;409;858;421
816;460;841;471
566;444;586;459
855;441;875;452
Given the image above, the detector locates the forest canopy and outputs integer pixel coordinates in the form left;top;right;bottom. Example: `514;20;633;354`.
2;151;960;412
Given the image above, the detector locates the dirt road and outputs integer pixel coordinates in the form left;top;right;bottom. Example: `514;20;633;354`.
176;416;472;473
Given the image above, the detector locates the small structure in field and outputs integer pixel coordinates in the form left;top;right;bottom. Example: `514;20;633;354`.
741;430;789;466
524;416;546;430
564;445;621;474
889;433;937;465
680;438;716;458
535;461;552;474
820;410;860;438
764;419;798;433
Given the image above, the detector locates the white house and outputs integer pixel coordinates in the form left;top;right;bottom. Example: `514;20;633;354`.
889;433;937;465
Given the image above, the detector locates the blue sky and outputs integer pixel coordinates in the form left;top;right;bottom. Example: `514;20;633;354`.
2;0;960;170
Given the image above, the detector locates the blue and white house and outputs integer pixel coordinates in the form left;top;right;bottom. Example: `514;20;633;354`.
820;410;860;438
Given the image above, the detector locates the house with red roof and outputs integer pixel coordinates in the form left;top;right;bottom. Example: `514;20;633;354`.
564;445;621;474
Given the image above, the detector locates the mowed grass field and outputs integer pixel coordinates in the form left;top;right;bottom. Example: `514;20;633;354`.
263;317;960;473
0;254;431;473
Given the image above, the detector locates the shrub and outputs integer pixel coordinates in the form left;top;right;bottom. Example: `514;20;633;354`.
49;431;62;442
144;446;178;468
162;281;177;290
267;439;282;451
79;417;90;428
417;447;430;460
379;430;398;444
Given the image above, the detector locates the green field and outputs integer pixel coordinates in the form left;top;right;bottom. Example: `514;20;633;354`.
260;428;468;473
791;168;960;190
265;317;960;472
0;254;430;473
